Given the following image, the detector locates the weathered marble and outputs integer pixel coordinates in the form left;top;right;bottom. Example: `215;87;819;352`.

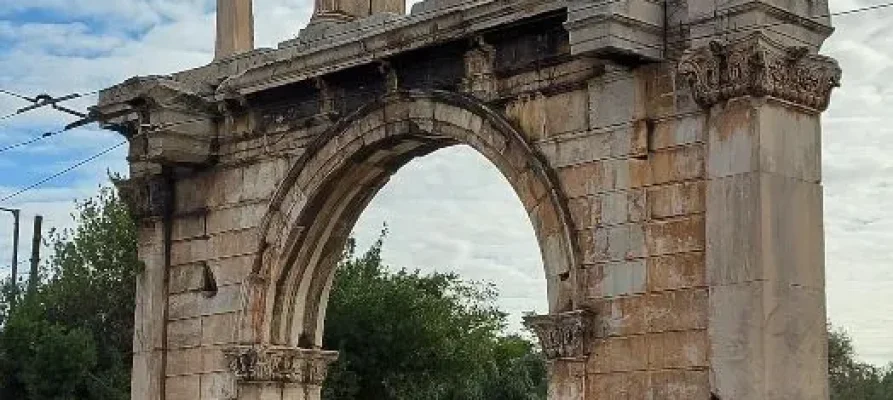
95;0;840;398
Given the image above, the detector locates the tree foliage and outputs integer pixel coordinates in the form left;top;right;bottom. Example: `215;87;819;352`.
0;187;891;400
322;234;547;400
0;187;138;400
829;325;893;400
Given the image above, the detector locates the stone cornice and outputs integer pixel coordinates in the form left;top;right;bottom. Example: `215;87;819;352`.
523;310;595;361
97;76;216;115
677;33;841;112
223;346;339;385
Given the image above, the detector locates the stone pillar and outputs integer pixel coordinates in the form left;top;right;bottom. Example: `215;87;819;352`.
678;33;840;399
524;311;594;400
224;346;339;400
216;0;254;60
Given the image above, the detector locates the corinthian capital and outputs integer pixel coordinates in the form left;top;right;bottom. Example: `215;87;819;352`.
677;33;841;112
523;310;594;361
223;346;339;385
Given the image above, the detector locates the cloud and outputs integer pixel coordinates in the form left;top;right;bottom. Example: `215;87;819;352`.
0;0;891;366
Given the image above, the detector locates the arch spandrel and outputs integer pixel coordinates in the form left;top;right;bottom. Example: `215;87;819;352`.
243;91;580;347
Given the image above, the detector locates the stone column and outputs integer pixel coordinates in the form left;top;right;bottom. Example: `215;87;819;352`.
678;33;840;399
216;0;254;60
524;311;594;400
224;346;339;400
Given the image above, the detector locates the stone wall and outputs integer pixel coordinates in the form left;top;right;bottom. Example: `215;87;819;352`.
96;0;840;399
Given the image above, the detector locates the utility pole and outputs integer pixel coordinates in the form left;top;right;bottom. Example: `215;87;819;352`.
0;207;20;304
28;215;42;294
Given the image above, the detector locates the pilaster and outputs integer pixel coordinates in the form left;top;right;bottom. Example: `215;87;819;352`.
678;32;839;399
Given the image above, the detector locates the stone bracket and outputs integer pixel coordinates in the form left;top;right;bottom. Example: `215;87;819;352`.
523;309;595;361
113;174;173;220
677;32;841;112
224;346;339;385
565;0;666;61
97;76;219;167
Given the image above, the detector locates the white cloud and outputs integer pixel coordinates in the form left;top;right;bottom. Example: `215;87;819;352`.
0;0;891;366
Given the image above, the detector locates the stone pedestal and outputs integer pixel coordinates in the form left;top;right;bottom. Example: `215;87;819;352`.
224;346;339;400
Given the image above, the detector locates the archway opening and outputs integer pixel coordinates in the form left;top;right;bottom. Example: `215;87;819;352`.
318;144;550;398
254;93;579;351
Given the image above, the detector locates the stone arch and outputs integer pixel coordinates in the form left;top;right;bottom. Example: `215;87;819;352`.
244;90;580;348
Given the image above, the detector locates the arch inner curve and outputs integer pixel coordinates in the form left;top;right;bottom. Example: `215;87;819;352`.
249;90;579;348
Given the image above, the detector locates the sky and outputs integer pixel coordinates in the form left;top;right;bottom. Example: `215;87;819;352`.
0;0;890;366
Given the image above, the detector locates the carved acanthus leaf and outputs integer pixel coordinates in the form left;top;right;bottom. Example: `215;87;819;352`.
523;310;594;360
677;33;841;111
223;346;339;385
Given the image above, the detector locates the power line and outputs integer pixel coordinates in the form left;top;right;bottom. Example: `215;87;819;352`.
0;129;64;154
1;0;886;205
0;141;126;203
0;89;33;102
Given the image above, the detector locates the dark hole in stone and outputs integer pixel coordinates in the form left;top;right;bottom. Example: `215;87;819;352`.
559;272;570;281
201;262;218;298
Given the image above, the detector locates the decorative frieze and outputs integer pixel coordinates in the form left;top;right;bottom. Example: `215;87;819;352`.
223;346;339;385
677;33;841;111
523;310;594;360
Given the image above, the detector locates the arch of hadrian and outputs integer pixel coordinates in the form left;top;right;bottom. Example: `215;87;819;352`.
94;0;841;398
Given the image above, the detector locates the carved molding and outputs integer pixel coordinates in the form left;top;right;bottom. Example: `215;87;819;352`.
677;33;841;112
523;310;594;361
223;346;339;385
462;36;497;101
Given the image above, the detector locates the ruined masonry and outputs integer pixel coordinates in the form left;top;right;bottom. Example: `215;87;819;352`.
94;0;841;398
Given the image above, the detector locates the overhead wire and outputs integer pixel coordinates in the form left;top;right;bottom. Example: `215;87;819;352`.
1;0;890;205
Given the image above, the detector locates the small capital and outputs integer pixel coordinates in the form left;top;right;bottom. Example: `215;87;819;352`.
223;346;339;385
523;310;595;361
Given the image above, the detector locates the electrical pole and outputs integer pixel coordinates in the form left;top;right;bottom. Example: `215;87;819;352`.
28;215;42;294
1;207;20;304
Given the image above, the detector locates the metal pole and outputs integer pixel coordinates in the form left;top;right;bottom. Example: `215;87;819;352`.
0;207;20;304
28;215;42;294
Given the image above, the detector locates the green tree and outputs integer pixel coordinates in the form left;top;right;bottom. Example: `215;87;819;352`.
828;325;893;400
322;235;547;400
0;187;138;400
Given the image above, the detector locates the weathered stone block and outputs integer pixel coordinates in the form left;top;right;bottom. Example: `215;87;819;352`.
647;252;706;292
166;348;203;377
649;145;705;185
202;312;238;346
707;173;824;288
710;281;828;400
591;296;647;338
201;372;237;400
167;318;202;349
648;369;710;399
169;284;241;320
588;66;644;129
592;223;647;262
651;114;707;151
647;330;708;370
646;181;705;220
646;289;708;332
707;99;823;182
545;90;590;135
165;375;201;400
587;371;649;399
645;216;706;256
588;335;648;373
595;260;647;298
